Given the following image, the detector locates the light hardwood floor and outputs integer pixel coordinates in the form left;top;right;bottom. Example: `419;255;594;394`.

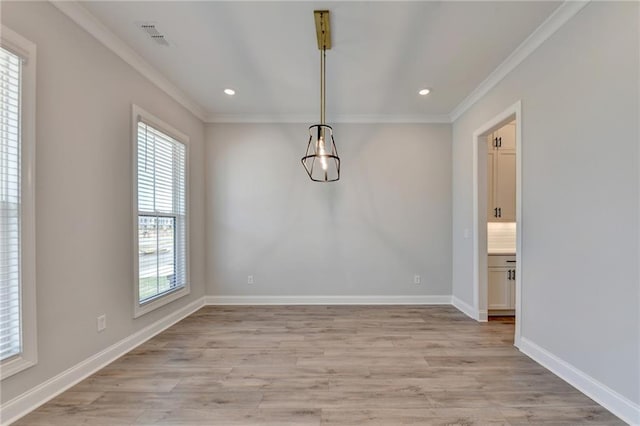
14;306;623;425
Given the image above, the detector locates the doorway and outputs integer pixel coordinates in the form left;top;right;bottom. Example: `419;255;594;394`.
471;101;522;347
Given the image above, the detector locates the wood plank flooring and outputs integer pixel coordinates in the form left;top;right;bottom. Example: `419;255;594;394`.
13;306;623;425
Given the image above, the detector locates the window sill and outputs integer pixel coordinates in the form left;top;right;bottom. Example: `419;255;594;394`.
134;285;190;318
1;355;36;380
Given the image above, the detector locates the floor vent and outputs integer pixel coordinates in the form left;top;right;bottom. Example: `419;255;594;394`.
137;22;169;46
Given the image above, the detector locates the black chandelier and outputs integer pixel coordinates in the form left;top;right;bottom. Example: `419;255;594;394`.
301;10;340;182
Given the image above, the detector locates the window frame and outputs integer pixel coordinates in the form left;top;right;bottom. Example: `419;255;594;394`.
132;105;190;318
0;27;37;380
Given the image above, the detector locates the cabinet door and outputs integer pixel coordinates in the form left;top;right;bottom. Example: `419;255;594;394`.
509;269;516;309
496;122;516;151
495;150;516;222
487;146;496;221
488;268;511;310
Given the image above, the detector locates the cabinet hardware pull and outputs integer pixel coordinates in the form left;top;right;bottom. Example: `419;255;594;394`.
494;208;498;218
499;137;502;147
506;260;516;263
507;270;512;280
498;207;502;217
493;137;497;148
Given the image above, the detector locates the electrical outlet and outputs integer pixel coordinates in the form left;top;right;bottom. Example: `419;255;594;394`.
247;275;254;284
414;274;421;285
97;314;106;332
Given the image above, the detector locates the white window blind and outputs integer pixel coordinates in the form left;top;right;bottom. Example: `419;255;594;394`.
136;121;186;304
0;47;22;362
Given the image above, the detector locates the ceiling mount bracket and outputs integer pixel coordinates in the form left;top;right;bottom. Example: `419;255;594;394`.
314;10;331;50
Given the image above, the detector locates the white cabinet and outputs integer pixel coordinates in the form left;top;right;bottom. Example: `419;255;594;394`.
487;122;516;222
488;255;516;314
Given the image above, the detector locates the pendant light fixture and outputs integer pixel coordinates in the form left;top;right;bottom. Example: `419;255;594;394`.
301;10;340;182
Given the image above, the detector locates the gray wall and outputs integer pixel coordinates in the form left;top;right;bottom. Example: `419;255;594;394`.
452;2;639;403
3;0;638;417
1;2;206;403
206;123;452;297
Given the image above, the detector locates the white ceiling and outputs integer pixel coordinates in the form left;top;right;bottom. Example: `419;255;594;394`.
80;1;561;122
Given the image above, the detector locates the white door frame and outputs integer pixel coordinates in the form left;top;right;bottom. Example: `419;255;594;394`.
472;100;522;347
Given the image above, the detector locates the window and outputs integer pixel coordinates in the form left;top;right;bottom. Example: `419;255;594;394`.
0;28;36;380
133;106;189;317
0;46;22;363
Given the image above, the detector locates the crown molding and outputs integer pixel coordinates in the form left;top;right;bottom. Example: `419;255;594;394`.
50;1;208;122
449;0;590;122
206;113;452;124
207;113;316;124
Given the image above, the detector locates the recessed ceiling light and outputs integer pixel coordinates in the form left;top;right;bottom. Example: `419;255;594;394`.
224;88;236;96
418;88;431;96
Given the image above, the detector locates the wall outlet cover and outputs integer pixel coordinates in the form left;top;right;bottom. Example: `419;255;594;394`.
97;315;106;332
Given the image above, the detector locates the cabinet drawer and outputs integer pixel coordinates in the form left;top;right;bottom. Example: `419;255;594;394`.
488;255;516;268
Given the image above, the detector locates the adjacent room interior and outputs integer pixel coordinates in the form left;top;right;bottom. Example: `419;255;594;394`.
0;1;639;425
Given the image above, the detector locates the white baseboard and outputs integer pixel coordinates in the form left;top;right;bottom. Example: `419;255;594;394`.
0;297;206;426
488;309;515;316
204;295;453;305
451;296;478;319
519;337;640;425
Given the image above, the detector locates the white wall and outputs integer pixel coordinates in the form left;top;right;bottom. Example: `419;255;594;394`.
452;1;639;405
206;123;452;298
0;2;206;403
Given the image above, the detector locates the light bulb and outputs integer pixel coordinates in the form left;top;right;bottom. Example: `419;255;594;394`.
318;137;328;171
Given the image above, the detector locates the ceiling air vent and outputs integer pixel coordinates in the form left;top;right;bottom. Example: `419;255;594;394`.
137;22;169;46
